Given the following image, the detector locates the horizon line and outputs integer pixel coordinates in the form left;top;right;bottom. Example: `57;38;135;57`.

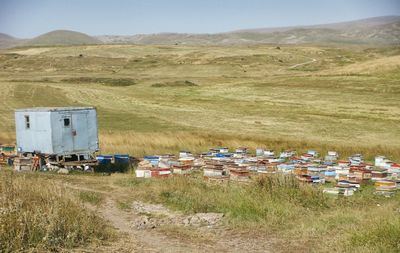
1;14;399;39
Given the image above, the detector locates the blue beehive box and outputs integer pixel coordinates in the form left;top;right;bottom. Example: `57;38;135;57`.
114;154;130;164
96;155;113;164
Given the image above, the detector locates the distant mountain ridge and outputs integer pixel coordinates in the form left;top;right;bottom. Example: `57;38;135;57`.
97;16;400;45
233;16;400;33
1;16;399;48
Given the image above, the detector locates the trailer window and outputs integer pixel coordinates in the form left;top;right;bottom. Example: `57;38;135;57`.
64;118;70;127
24;115;30;129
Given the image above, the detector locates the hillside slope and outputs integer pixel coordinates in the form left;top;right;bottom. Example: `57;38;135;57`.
0;33;22;49
234;16;400;45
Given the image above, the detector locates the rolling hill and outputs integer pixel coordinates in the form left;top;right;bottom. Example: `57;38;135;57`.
24;30;102;46
96;16;400;45
0;33;22;49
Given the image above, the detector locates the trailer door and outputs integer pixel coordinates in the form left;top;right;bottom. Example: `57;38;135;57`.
71;112;89;152
61;113;74;153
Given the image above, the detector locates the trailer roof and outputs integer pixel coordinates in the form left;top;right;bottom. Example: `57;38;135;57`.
15;107;96;112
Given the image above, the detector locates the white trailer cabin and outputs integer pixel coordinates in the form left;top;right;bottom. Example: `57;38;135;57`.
15;107;99;157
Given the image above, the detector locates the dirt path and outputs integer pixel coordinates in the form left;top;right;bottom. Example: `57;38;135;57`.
97;199;201;253
277;57;317;72
68;183;202;252
65;180;274;253
287;58;317;69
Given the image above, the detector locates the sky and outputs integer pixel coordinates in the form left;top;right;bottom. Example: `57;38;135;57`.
0;0;399;38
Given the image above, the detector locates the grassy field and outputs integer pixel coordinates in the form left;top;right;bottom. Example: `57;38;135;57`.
0;44;399;160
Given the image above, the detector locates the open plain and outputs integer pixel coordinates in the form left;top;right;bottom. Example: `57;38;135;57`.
0;44;399;158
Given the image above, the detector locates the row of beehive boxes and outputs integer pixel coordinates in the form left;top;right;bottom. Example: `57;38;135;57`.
135;160;251;181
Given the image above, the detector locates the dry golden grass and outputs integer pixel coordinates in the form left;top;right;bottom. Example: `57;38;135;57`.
98;130;400;161
0;170;114;252
0;131;14;144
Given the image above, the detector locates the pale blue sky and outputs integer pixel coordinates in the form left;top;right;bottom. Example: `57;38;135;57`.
0;0;399;38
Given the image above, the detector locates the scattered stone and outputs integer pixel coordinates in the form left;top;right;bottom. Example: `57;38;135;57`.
131;201;224;230
184;213;224;227
57;168;69;174
131;201;172;216
132;216;158;229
